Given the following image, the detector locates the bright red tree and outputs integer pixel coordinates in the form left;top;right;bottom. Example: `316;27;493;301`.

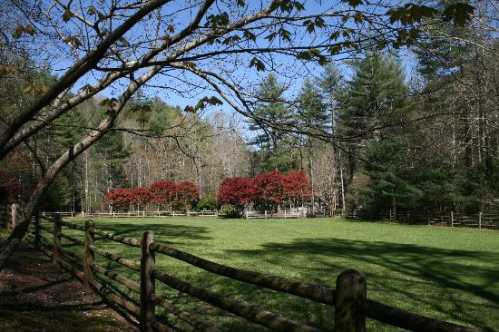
254;170;285;206
174;181;199;209
282;170;312;202
149;180;177;206
217;177;257;209
130;187;153;208
105;188;135;210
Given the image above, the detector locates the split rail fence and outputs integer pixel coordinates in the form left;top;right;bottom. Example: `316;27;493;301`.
28;215;484;332
349;210;498;230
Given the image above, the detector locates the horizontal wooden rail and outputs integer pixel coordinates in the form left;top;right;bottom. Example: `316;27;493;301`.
61;233;84;245
151;242;335;305
154;296;218;332
153;269;320;332
93;263;141;293
366;299;482;332
94;229;142;247
92;245;141;271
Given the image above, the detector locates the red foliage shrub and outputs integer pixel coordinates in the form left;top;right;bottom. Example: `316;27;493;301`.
217;177;257;208
254;170;285;205
105;188;135;210
175;181;199;204
150;180;176;205
282;170;312;200
130;187;154;206
217;170;311;212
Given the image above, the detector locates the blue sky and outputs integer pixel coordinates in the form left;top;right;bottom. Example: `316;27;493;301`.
35;0;421;134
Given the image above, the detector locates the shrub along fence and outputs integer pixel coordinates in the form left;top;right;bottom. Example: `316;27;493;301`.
28;215;484;332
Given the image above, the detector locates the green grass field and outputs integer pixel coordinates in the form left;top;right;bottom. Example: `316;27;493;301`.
55;217;499;331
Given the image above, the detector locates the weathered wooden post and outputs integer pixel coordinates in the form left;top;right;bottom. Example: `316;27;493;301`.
335;269;367;332
34;211;41;250
84;220;96;288
52;214;62;263
140;231;155;332
450;211;454;228
479;211;482;230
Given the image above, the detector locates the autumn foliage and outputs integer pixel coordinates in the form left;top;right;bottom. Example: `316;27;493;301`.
217;177;258;208
105;180;199;211
217;170;311;212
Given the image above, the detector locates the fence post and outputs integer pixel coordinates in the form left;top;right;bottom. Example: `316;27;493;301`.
479;211;482;231
450;211;454;228
335;269;366;332
84;220;95;288
52;214;62;263
140;231;155;332
34;211;41;250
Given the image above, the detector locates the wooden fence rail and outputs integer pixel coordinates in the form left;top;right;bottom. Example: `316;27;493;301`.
28;215;484;332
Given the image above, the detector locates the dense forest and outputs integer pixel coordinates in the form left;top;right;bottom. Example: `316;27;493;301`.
1;0;498;220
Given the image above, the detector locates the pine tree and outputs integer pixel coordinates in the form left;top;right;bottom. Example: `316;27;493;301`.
339;52;409;183
296;79;328;134
248;74;298;171
340;52;408;139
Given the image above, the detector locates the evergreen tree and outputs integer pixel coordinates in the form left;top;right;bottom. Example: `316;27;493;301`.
359;137;422;217
339;52;409;184
319;64;344;135
296;79;328;134
249;74;299;171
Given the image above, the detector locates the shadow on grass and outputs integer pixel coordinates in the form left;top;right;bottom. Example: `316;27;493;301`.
223;238;499;331
95;222;212;243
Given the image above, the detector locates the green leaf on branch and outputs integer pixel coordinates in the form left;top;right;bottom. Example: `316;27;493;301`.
207;12;230;28
249;57;266;71
243;30;256;41
304;19;315;33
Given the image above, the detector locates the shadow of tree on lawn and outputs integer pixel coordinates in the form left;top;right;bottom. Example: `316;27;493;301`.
224;238;499;331
94;221;212;243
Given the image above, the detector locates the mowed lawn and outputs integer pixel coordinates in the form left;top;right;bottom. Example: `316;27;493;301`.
56;217;499;331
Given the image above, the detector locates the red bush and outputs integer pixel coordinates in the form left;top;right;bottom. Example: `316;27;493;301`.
150;180;176;205
217;177;257;208
105;188;135;210
282;170;312;200
255;170;285;205
217;170;311;212
130;187;154;206
175;181;199;204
